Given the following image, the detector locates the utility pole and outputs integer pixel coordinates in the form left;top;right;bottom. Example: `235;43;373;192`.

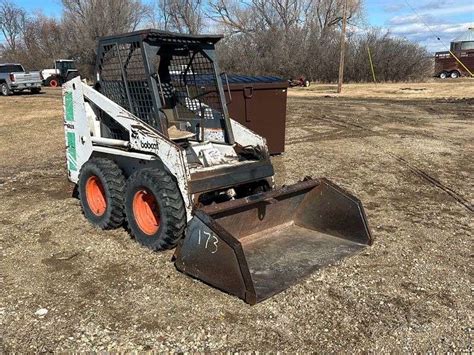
337;0;348;93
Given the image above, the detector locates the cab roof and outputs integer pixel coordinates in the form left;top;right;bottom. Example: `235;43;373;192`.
98;29;224;46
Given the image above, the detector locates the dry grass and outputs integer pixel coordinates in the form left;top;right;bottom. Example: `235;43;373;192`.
1;84;473;352
0;90;64;174
289;78;474;100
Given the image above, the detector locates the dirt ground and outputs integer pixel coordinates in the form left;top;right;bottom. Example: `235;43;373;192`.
1;80;472;352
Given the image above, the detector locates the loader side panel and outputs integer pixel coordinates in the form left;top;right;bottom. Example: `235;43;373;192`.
63;78;93;182
65;131;77;172
294;179;372;245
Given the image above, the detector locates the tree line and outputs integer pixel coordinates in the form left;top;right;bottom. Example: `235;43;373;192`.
0;0;432;82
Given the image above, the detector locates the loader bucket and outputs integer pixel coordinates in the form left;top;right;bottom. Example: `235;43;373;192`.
174;178;372;304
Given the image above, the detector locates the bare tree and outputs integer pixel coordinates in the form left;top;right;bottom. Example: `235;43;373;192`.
345;30;431;82
0;0;26;52
146;0;170;29
208;0;256;34
209;0;359;34
149;0;204;34
306;0;360;34
210;0;370;81
21;14;68;69
61;0;148;76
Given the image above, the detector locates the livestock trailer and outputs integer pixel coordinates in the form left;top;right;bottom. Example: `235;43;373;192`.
435;28;474;78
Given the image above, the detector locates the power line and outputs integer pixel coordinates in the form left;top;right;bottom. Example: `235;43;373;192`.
403;0;444;43
403;0;473;77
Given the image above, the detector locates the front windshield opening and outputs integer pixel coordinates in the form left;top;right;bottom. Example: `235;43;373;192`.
63;61;76;70
58;61;76;71
156;46;228;143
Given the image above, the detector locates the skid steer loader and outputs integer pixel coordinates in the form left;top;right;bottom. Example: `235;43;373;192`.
63;29;372;304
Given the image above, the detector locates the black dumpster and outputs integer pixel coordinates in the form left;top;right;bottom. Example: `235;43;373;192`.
225;75;288;155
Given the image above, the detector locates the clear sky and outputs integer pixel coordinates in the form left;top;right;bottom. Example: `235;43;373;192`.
9;0;474;52
13;0;62;17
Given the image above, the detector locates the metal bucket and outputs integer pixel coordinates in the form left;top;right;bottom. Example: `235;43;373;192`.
174;178;372;304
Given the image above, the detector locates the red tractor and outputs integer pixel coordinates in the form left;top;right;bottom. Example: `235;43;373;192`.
288;76;310;87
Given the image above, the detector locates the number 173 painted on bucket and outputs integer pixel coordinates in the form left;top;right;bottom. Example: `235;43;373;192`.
197;230;219;254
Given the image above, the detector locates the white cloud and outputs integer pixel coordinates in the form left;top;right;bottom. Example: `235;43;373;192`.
413;4;473;17
388;5;474;26
383;3;405;12
389;22;473;36
380;0;474;52
393;23;473;52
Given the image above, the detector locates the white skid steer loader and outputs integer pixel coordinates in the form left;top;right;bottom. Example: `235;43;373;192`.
63;29;372;304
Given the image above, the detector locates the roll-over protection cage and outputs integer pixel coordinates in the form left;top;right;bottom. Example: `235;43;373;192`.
94;29;234;144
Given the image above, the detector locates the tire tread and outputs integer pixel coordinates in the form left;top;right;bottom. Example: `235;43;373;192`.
78;158;125;229
125;167;186;251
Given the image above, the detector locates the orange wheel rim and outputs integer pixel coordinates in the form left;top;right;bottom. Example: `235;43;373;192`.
85;176;107;216
50;79;58;87
133;189;160;235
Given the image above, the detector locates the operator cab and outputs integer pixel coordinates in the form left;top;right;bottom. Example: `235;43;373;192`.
55;60;77;80
156;46;230;143
94;29;272;200
95;30;234;147
42;60;78;87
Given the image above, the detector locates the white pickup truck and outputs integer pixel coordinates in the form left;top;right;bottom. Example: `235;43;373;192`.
0;63;42;96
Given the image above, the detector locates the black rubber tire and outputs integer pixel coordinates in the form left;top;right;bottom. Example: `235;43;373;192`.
1;83;11;96
125;168;186;251
46;76;60;87
450;71;460;79
78;158;125;229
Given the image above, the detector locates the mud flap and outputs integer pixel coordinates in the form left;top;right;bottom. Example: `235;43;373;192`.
174;178;373;304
